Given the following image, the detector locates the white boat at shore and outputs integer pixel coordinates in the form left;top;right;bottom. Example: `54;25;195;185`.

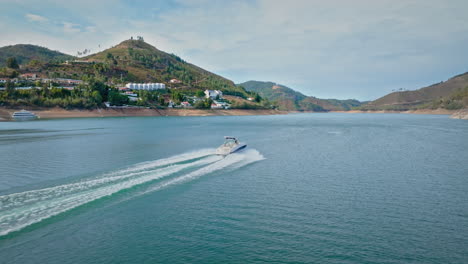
12;110;39;121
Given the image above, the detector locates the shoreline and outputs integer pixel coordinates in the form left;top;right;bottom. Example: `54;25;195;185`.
331;109;456;115
0;107;291;121
331;108;467;120
1;107;467;121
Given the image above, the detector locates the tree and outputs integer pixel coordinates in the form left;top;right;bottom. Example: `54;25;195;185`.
10;70;19;78
87;78;109;101
158;97;166;106
5;81;15;96
91;90;103;104
6;57;19;69
195;90;205;98
254;93;262;103
171;91;184;103
29;60;42;67
108;89;129;106
194;98;212;109
41;82;50;97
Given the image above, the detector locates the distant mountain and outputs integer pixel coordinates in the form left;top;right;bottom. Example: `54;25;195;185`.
238;81;361;111
361;72;468;110
0;44;74;66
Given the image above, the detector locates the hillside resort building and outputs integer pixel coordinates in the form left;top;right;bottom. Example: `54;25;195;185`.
125;83;166;90
205;89;223;99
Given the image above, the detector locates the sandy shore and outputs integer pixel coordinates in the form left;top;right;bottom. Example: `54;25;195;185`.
0;107;289;121
332;108;468;120
2;107;466;121
332;109;457;115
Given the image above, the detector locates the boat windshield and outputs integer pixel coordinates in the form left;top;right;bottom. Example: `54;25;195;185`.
223;139;238;147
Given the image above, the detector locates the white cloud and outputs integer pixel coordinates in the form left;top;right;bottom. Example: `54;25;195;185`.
138;0;468;99
3;0;468;100
25;13;48;22
62;22;81;33
85;26;96;33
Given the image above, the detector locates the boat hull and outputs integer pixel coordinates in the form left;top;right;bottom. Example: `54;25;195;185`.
232;144;247;153
12;110;38;121
216;144;247;155
12;116;38;121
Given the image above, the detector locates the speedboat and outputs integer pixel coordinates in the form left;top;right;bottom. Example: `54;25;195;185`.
12;110;38;121
216;137;247;155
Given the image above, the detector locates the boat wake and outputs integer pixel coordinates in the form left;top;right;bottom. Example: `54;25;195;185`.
0;149;264;237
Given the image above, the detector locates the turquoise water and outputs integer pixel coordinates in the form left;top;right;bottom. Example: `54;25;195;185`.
0;113;467;263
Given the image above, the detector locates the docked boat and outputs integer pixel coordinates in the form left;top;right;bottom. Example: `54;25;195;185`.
12;110;38;121
216;137;247;155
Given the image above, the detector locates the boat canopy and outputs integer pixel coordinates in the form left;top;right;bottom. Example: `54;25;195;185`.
224;136;237;140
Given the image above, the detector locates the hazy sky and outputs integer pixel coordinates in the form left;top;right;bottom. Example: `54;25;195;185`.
1;0;468;100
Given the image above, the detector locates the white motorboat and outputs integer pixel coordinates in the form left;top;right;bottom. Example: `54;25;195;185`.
12;110;38;121
216;137;247;155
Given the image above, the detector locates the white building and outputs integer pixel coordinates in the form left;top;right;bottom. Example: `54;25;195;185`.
125;83;166;90
204;89;223;99
187;96;201;103
181;101;192;108
212;100;230;109
55;78;83;85
20;73;37;80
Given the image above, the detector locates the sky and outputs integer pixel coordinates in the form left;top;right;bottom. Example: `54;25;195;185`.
1;0;468;100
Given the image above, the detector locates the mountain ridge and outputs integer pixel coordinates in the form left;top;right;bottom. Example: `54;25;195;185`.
0;44;74;67
238;80;362;111
361;72;468;110
2;39;466;112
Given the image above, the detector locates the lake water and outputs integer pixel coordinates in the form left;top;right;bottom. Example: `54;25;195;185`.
0;113;467;263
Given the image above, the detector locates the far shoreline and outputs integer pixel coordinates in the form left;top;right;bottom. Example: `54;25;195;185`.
330;109;455;115
1;107;467;121
0;107;292;121
330;108;468;120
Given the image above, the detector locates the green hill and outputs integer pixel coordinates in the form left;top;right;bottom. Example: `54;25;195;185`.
238;81;308;110
1;39;253;96
0;39;267;109
426;85;468;110
361;72;468;110
238;81;361;111
0;44;74;67
81;39;251;96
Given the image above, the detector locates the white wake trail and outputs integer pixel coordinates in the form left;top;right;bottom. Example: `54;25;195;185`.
0;151;220;236
0;149;264;237
108;148;215;176
136;149;265;197
0;149;215;211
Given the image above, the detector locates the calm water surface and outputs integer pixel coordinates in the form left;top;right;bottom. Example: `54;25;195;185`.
0;113;467;263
